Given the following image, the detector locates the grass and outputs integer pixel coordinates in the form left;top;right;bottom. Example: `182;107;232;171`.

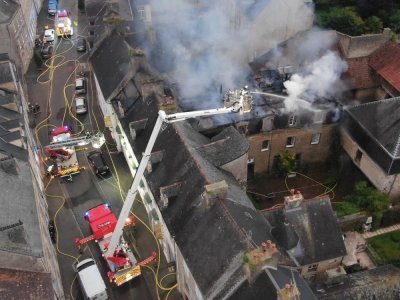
367;230;400;267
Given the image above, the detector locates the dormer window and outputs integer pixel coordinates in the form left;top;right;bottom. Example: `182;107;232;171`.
288;115;297;126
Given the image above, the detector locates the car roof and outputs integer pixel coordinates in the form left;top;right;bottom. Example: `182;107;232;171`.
44;29;54;35
75;77;85;84
75;97;85;105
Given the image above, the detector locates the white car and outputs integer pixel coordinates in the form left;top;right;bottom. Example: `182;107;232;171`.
43;29;55;43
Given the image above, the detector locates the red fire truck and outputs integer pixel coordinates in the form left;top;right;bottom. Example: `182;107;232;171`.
76;203;156;286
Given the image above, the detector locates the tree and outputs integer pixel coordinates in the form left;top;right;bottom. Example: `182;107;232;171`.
365;16;383;34
389;10;400;32
277;150;297;176
345;181;391;229
318;7;365;36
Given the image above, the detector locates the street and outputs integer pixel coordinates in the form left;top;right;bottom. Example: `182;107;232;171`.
26;0;154;299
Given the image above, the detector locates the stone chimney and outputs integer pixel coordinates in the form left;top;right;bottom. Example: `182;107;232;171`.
277;282;301;300
203;180;228;207
284;189;303;211
129;119;148;140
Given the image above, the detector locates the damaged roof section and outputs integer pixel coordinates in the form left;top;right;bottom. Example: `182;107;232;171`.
263;195;346;266
342;97;400;174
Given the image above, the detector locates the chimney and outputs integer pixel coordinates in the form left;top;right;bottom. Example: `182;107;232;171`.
159;182;181;210
284;189;303;210
277;282;301;300
129;119;148;140
203;180;228;207
0;156;18;175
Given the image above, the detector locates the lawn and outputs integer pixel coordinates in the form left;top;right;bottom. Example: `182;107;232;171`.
367;230;400;267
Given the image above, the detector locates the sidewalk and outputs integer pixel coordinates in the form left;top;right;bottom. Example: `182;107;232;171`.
362;224;400;239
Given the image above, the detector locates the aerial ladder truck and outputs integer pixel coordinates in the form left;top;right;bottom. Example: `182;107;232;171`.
75;87;253;286
45;126;105;178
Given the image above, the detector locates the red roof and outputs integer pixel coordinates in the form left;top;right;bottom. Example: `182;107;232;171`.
51;126;71;137
369;42;400;92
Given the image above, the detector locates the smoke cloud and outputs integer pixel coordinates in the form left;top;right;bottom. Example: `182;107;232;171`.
149;0;314;105
283;51;348;111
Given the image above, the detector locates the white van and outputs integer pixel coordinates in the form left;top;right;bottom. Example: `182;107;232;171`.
75;97;87;114
75;258;108;300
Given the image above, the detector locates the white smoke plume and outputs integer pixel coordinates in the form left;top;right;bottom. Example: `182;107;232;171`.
283;51;347;111
148;0;314;104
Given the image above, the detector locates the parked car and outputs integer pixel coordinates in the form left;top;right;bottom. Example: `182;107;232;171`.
75;97;87;114
48;0;57;16
87;150;110;177
43;29;55;43
75;77;86;95
76;37;87;52
40;44;53;59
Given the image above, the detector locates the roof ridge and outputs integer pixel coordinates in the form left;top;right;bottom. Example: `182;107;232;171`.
348;96;400;109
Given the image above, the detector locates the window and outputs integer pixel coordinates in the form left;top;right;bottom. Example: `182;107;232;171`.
308;264;318;272
138;6;145;20
355;149;363;163
311;133;320;145
261;140;270;151
286;136;295;148
288;115;297;126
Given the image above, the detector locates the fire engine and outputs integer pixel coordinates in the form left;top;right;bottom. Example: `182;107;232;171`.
74;87;252;288
76;203;156;286
45;126;104;178
55;9;73;37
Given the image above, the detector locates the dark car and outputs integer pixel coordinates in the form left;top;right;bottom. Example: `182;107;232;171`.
41;44;53;59
87;150;110;177
76;37;87;52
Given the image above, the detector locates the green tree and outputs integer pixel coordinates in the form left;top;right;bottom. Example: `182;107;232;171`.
277;150;297;176
389;10;400;32
318;7;365;36
345;181;391;229
365;16;383;33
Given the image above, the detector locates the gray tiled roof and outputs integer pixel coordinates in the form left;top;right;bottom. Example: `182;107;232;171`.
90;33;133;101
196;126;249;167
313;264;400;300
0;0;19;24
0;157;42;256
0;268;54;299
0;61;15;84
263;196;347;266
345;97;400;157
118;93;276;297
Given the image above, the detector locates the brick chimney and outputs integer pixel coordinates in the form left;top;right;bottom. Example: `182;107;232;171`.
277;282;301;300
284;189;303;211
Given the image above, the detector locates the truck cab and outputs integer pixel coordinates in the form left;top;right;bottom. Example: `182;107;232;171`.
75;258;108;300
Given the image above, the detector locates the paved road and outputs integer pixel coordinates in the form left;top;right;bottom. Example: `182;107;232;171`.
26;1;153;299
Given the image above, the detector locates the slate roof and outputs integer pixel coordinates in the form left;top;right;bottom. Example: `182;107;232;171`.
342;97;400;174
369;42;400;93
195;126;249;167
90;33;133;101
262;196;347;266
231;267;317;300
345;98;400;157
312;264;400;300
117;90;279;297
0;156;42;257
0;0;19;24
0;268;55;299
0;61;15;84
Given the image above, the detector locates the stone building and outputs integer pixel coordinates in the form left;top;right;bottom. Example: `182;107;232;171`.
0;55;64;299
0;0;38;73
